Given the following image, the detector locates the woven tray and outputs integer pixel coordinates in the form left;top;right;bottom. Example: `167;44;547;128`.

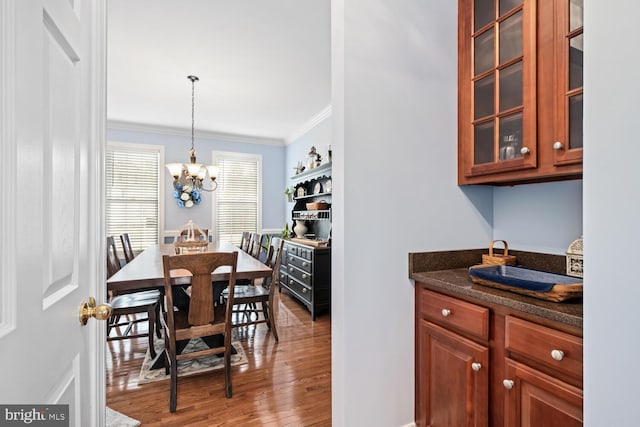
289;237;329;247
468;265;583;302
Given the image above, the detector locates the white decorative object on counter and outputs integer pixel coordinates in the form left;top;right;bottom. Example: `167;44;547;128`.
566;235;583;278
293;220;308;238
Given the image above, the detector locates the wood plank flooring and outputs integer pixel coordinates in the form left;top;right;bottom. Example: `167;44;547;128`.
106;289;332;426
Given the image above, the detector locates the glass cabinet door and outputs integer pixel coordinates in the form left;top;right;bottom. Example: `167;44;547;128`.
553;0;584;165
461;0;537;178
472;0;536;174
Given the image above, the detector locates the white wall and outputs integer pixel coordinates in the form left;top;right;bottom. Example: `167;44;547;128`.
584;0;640;425
332;1;493;425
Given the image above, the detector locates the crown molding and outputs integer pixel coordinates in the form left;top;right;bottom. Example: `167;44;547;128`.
107;119;286;147
286;104;332;144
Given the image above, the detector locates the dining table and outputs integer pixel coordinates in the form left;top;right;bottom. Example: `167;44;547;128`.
107;241;272;369
107;241;273;294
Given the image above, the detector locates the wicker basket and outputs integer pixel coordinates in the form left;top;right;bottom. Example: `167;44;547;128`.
306;201;329;210
174;240;207;254
174;220;209;254
482;240;517;266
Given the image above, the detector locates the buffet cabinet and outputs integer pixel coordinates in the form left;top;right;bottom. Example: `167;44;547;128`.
415;286;583;426
279;240;331;320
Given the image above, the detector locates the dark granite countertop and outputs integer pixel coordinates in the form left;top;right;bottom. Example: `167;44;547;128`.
409;249;583;330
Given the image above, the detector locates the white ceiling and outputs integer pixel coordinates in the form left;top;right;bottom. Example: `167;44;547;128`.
107;0;331;143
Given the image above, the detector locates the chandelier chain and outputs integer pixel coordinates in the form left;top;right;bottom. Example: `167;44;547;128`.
190;76;196;151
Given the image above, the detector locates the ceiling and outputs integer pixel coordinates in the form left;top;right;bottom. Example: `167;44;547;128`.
107;0;331;143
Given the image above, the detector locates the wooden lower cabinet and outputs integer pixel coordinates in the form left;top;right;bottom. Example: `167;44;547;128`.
415;285;583;426
504;359;583;427
417;319;489;427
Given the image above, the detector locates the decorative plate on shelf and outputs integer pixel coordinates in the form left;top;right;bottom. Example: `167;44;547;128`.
313;182;322;194
325;179;332;193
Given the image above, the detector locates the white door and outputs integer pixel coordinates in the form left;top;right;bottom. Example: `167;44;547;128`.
0;0;106;426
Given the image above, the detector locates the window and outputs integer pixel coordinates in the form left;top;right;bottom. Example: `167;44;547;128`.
213;152;262;246
106;142;163;252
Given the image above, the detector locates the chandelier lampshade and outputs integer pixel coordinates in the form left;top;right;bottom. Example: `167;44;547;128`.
166;75;218;207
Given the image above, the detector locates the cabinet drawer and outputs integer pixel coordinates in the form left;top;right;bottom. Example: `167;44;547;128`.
288;265;312;286
283;243;297;257
505;316;583;380
288;254;312;273
284;276;312;303
298;246;313;260
420;289;489;341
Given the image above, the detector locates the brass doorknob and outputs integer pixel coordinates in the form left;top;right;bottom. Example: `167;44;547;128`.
79;297;112;325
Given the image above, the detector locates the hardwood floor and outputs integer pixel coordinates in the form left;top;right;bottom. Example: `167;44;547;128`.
106;288;332;426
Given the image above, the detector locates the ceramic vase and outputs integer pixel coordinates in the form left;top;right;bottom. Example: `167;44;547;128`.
293;220;307;238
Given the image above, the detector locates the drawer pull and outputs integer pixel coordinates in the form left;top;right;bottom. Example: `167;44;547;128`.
302;274;308;279
441;309;451;317
503;379;514;390
302;262;309;267
471;362;481;372
289;280;294;285
302;288;307;293
289;267;294;272
551;349;565;361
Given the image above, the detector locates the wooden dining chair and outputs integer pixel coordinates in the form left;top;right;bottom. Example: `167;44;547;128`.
255;234;270;263
119;233;136;263
161;251;239;413
240;231;251;252
226;237;283;341
248;232;262;259
106;236;162;357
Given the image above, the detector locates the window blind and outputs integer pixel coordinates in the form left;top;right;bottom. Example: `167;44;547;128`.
106;146;160;252
215;154;261;246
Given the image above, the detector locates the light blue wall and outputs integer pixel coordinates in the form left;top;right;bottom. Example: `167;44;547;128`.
107;127;286;237
493;180;583;254
284;116;333;225
584;0;640;424
332;1;493;425
331;0;590;426
286;117;332;180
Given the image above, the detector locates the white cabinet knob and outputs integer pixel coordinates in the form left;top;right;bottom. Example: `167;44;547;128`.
551;349;565;361
302;287;307;293
289;267;294;272
503;379;514;390
302;262;309;267
471;362;482;372
302;274;308;279
552;141;564;150
441;309;451;317
520;147;530;155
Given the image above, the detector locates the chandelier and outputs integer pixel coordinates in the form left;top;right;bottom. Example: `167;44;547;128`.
165;75;218;192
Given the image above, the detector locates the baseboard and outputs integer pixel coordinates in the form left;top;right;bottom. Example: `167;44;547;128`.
401;422;416;427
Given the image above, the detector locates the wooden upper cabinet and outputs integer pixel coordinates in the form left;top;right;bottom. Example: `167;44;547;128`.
458;0;584;185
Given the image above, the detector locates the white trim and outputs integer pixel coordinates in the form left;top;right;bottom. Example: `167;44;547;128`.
260;228;282;235
106;140;165;249
90;1;107;426
401;423;417;427
107;119;286;147
286;104;332;144
0;0;16;338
